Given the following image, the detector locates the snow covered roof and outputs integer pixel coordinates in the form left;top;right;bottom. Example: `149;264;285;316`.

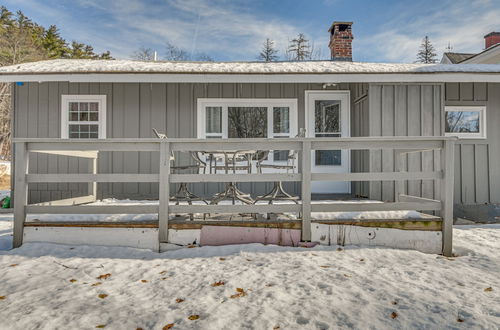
1;59;500;75
2;59;500;83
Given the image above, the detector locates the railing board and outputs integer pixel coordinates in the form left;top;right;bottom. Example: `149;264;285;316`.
170;173;301;183
169;204;302;214
26;205;159;214
31;195;96;206
27;142;160;152
311;201;441;212
27;174;159;183
311;171;442;182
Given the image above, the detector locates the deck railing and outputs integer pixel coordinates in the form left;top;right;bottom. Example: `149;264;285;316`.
12;137;456;255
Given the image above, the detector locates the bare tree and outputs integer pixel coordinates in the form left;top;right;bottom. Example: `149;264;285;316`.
131;47;155;61
286;33;311;61
258;38;279;62
416;36;438;64
165;41;189;61
194;53;214;62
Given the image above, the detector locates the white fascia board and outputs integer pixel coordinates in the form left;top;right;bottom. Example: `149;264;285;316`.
2;72;500;83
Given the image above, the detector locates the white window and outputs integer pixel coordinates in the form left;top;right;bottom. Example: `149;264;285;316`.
61;95;106;139
197;99;297;162
444;106;486;139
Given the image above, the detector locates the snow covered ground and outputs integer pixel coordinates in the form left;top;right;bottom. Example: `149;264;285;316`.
0;215;499;329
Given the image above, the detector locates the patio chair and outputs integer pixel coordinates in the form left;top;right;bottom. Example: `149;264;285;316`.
152;128;208;220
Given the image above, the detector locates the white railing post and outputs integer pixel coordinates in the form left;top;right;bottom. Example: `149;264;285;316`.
301;140;312;241
440;139;455;256
88;152;98;201
13;142;29;248
394;150;405;202
158;140;171;244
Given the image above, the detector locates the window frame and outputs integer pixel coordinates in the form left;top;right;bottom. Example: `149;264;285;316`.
61;95;107;139
444;106;486;139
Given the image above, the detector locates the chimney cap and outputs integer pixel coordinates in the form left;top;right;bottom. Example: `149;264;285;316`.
328;21;353;33
484;31;500;38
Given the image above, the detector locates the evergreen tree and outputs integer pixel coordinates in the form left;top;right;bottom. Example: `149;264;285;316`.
286;33;311;61
258;38;279;62
42;25;69;58
416;36;438;64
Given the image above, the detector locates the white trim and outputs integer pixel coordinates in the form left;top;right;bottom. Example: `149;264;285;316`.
444;106;486;139
5;73;500;84
61;95;107;139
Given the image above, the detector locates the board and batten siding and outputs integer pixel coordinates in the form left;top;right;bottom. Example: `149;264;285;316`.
366;83;443;202
14;82;353;203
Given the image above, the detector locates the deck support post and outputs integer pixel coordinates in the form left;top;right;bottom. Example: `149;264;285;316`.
301;140;312;241
394;150;406;202
13;142;29;248
158;141;171;244
88;153;98;202
440;139;455;256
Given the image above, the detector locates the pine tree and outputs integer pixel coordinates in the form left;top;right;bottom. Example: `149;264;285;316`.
42;25;69;58
416;36;438;64
258;38;279;62
286;33;311;61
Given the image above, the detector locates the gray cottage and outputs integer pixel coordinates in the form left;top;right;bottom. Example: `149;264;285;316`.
2;22;500;255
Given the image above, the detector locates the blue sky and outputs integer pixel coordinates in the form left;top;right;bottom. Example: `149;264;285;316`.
5;0;500;62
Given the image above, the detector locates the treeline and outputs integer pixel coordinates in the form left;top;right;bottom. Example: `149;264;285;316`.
0;7;113;159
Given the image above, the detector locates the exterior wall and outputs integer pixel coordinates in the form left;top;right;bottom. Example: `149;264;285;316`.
14;82;354;203
367;83;443;202
350;83;370;197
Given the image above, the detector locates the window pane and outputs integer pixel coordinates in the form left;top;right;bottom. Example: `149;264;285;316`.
70;112;79;121
69;124;99;139
273;107;289;133
274;150;289;161
79;102;88;111
89;112;99;121
445;111;480;133
80;112;88;121
69;102;79;112
206;107;222;134
315;100;340;133
315;150;341;166
228;107;267;138
89;102;99;111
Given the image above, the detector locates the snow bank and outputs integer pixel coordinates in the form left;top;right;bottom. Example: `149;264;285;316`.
1;59;500;75
0;223;498;329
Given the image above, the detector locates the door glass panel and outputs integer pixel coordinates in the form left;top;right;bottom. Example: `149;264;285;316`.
228;107;267;138
206;106;222;134
273;107;290;133
314;100;341;166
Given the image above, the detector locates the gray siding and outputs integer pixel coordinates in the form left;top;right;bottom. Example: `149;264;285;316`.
350;83;370;197
366;84;443;201
14;82;353;203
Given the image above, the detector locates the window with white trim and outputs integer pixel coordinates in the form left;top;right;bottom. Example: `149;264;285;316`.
61;95;106;139
444;106;486;139
197;99;297;162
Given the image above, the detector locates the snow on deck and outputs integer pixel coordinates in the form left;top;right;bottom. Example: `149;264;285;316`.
23;198;426;222
0;216;499;329
1;59;500;75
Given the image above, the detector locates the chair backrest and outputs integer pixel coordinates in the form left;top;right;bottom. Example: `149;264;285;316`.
152;128;167;139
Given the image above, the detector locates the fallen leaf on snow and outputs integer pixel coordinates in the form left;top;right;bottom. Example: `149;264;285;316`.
484;287;493;292
390;312;398;319
161;277;168;280
320;265;331;268
136;328;144;330
230;288;247;299
187;245;196;249
159;271;167;275
359;259;365;262
457;318;465;323
219;258;226;261
336;247;343;251
95;325;106;328
96;273;111;280
273;326;280;330
91;282;102;287
163;324;174;330
343;274;351;278
391;301;398;305
246;258;252;261
188;315;200;320
211;281;225;287
69;279;77;283
175;298;184;303
141;280;148;283
8;264;18;267
98;294;108;299
0;296;6;300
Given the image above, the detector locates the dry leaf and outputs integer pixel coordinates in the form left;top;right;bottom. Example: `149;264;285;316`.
273;326;280;330
230;288;247;299
163;324;174;330
211;281;225;287
8;264;18;267
96;273;111;280
159;271;167;275
187;245;196;249
98;294;108;299
336;247;343;251
136;328;144;330
188;315;199;321
0;296;6;300
265;284;274;287
69;279;77;283
175;298;184;303
141;280;148;283
95;325;106;328
320;265;330;268
359;259;365;262
236;288;244;293
91;282;102;287
343;274;351;278
219;258;226;261
484;287;493;292
161;277;168;280
311;253;318;256
457;318;464;323
391;301;398;305
390;312;398;319
246;258;253;261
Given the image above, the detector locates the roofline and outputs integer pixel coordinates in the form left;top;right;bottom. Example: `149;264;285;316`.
2;72;500;84
460;43;500;63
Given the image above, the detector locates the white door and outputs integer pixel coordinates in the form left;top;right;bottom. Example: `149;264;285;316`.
305;91;350;194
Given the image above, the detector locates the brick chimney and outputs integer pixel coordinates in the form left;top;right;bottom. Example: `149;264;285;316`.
328;21;353;61
484;32;500;49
